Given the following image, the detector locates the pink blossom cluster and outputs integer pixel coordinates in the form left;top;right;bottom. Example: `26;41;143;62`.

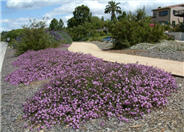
5;48;100;85
5;48;177;130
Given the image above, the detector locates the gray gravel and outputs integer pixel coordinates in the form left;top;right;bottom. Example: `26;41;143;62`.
130;40;184;62
1;46;184;132
1;48;44;132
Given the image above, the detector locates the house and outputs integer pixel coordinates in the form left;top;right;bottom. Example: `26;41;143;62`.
152;4;184;25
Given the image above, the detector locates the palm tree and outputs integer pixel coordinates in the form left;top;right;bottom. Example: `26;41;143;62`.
105;1;122;21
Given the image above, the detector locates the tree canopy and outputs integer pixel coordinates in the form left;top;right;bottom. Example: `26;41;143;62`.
67;5;92;28
105;1;122;21
49;18;64;31
49;18;58;30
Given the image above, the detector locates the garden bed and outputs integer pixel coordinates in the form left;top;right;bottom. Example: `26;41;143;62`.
1;46;184;132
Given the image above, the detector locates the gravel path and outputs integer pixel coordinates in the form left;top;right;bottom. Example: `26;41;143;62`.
69;42;184;77
1;46;184;132
92;41;184;62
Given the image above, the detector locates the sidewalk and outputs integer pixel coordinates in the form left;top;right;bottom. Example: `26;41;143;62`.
68;42;184;77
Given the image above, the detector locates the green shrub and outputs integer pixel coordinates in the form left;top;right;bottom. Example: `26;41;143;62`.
49;30;72;44
111;10;166;49
58;31;73;44
68;25;89;41
173;22;184;32
15;20;60;55
147;24;165;43
1;29;24;47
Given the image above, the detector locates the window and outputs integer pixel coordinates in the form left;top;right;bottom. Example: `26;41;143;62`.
159;21;169;25
173;10;176;15
153;12;157;18
172;21;176;26
159;10;168;16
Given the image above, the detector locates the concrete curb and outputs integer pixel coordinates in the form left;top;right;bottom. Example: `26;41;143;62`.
0;42;8;131
0;42;8;72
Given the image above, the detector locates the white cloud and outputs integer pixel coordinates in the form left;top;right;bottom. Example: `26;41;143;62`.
6;0;65;8
0;17;51;31
45;2;75;18
44;0;184;25
0;19;9;23
3;0;184;31
0;17;31;31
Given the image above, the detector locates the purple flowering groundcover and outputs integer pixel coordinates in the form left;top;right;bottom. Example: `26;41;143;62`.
5;48;177;130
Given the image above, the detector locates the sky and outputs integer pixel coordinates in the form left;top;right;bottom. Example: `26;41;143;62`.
0;0;183;32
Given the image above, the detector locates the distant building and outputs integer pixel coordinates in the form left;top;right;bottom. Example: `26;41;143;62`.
152;4;184;25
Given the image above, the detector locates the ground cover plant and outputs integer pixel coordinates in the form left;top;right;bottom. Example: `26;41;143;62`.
5;48;177;131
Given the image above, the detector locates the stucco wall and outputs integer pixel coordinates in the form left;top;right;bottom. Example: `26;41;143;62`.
152;6;184;25
152;9;170;24
170;7;184;25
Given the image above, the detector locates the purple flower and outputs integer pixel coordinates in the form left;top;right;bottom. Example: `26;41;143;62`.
5;48;177;131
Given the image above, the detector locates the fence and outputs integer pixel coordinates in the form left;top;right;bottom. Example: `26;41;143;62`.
167;32;184;41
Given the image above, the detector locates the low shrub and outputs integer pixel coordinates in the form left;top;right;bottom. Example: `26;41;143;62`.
1;29;24;47
67;16;107;41
173;22;184;32
14;20;60;55
67;23;92;41
111;8;168;49
49;30;72;44
111;19;166;49
5;48;177;130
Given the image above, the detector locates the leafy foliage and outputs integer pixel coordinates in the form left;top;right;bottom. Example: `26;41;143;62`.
111;9;166;49
49;30;72;44
105;1;122;21
117;11;127;21
173;22;184;32
58;19;64;30
15;20;60;55
67;5;91;28
49;18;64;31
68;24;90;41
5;48;177;130
67;17;78;28
49;18;58;31
1;29;24;47
68;16;107;41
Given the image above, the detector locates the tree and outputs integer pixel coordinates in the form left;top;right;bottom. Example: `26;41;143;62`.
105;1;122;21
49;18;59;31
101;16;104;22
73;5;91;25
67;17;77;28
90;16;104;29
67;5;92;28
58;19;64;30
117;11;127;21
136;7;147;21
